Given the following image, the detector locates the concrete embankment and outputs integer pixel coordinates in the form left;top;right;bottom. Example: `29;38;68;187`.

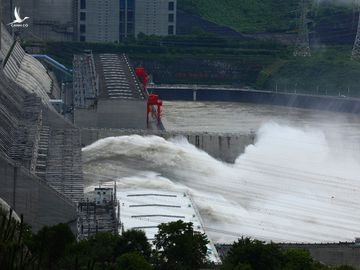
0;154;77;231
80;128;255;163
149;86;360;114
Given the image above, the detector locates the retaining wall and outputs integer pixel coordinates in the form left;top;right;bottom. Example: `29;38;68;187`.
80;128;255;163
0;154;77;231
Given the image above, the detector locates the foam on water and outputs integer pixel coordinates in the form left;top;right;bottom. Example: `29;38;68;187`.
82;122;360;243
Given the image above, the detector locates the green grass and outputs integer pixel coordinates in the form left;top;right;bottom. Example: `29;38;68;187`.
31;34;360;96
178;0;299;33
178;0;353;34
263;47;360;97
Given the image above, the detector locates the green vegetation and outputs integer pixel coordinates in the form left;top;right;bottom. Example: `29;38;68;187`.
179;0;298;33
37;37;360;96
221;238;356;270
0;208;35;269
264;46;360;97
0;210;357;270
178;0;353;33
153;220;210;270
22;0;360;95
0;209;210;270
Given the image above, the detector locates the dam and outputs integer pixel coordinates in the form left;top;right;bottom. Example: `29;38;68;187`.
0;22;82;231
0;8;360;269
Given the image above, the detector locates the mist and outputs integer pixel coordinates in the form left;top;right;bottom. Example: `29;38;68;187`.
82;122;360;243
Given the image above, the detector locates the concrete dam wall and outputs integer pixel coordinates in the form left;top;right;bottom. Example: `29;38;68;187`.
0;154;77;231
80;128;255;163
149;86;360;114
0;24;83;230
0;70;80;230
0;23;59;102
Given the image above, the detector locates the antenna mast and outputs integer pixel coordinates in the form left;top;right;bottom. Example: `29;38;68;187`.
294;0;311;57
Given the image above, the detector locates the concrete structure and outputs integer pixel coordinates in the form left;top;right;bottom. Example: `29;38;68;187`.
118;189;221;263
1;0;75;41
75;0;176;42
74;53;155;130
0;24;60;103
73;51;99;108
135;0;177;36
148;84;360;114
77;187;118;240
120;0;135;39
79;128;255;163
0;21;83;231
77;0;120;42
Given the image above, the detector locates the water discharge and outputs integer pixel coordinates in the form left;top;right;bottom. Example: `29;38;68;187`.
82;122;360;243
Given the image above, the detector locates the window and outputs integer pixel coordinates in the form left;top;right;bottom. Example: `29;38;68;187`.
127;23;134;33
80;24;86;33
127;11;134;21
120;11;125;22
127;0;135;10
80;12;86;21
168;13;174;23
168;1;174;11
168;25;174;35
80;0;86;9
120;0;125;9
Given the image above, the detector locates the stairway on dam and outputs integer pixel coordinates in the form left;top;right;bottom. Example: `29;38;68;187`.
0;24;83;231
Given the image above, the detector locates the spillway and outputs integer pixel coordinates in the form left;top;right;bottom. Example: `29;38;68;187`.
82;118;360;243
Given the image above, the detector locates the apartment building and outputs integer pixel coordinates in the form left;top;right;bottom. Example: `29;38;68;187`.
77;0;176;43
135;0;177;36
78;0;120;42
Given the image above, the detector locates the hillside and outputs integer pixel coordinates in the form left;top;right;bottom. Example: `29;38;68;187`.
178;0;354;34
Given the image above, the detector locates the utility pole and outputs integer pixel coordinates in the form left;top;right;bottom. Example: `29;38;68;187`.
294;0;311;57
352;0;360;60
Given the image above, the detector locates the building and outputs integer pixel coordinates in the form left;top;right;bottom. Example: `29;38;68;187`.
76;0;176;42
1;0;75;41
77;0;120;42
120;0;135;39
77;187;118;240
135;0;176;36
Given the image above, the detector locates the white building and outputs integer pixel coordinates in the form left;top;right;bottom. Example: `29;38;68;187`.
77;0;176;42
77;0;120;42
135;0;177;36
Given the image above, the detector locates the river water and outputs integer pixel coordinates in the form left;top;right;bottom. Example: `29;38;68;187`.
83;101;360;243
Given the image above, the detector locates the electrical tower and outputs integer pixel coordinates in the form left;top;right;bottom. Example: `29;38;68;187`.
294;0;311;57
351;0;360;60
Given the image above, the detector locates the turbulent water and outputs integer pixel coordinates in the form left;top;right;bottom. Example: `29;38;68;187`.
83;105;360;243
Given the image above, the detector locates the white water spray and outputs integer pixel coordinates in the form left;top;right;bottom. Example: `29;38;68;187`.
82;123;360;243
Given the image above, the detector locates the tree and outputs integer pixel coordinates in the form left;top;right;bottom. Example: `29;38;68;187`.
0;208;37;270
153;220;209;270
283;249;316;270
332;266;357;270
115;229;152;259
115;252;153;270
221;238;284;270
29;223;75;269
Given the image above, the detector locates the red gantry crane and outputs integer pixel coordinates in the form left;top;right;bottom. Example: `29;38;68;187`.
135;67;162;123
